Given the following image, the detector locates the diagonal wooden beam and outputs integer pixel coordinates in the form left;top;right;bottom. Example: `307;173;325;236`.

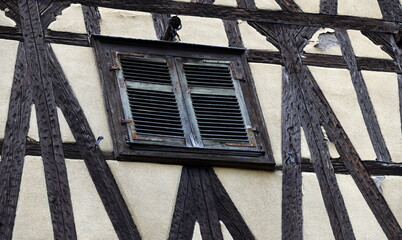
0;0;21;26
303;68;402;239
377;0;401;22
276;24;355;240
335;29;392;162
57;0;401;33
0;43;31;240
152;13;170;40
18;1;77;239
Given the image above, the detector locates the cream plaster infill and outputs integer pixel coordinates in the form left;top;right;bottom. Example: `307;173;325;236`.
0;39;18;140
0;10;16;27
48;4;87;34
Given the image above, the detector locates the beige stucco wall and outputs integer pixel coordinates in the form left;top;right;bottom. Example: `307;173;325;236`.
338;0;383;19
48;4;86;33
250;63;282;165
108;161;182;240
50;43;113;152
0;39;18;140
0;10;16;27
13;156;53;240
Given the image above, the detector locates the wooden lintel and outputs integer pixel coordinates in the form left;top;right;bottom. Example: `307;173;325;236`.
57;0;401;33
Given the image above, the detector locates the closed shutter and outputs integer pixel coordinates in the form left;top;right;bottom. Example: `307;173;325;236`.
118;55;186;145
181;60;255;148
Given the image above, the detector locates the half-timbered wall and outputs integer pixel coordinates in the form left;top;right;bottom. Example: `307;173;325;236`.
0;0;400;239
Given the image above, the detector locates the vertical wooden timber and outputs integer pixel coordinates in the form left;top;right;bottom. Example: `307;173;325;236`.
281;68;303;240
335;29;392;162
82;6;101;36
320;0;337;15
0;44;31;240
152;13;170;40
302;68;402;239
18;0;77;239
276;24;355;240
223;20;244;47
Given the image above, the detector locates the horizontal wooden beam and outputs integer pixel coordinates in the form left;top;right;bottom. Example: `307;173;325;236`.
57;0;400;33
298;158;402;176
247;50;401;73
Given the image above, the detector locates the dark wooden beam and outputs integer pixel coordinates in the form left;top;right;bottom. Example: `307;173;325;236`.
57;0;401;33
276;24;355;240
298;158;402;176
0;1;21;26
281;67;303;240
40;2;70;29
82;5;101;36
0;43;31;240
152;13;170;40
303;67;402;239
0;25;22;41
246;50;401;73
335;29;392;162
320;0;337;15
274;0;302;12
223;20;244;47
377;0;401;22
18;1;78;239
45;30;89;46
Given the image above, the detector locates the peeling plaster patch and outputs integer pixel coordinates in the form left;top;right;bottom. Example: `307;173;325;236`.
315;32;339;51
13;157;53;239
304;28;342;55
255;0;282;10
238;20;279;51
214;0;237;7
338;0;383;19
250;63;282;165
214;168;281;239
363;71;402;163
373;176;385;194
348;30;393;60
310;66;376;160
99;8;157;39
48;4;87;34
177;16;228;47
0;39;19;140
0;10;16;27
66;159;118;240
294;0;320;13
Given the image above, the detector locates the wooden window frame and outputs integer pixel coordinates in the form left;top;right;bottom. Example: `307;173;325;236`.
93;35;275;170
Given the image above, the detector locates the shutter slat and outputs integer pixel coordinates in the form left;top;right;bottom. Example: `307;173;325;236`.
184;64;234;88
121;57;184;139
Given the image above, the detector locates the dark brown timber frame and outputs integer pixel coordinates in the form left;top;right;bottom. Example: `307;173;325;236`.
0;0;399;239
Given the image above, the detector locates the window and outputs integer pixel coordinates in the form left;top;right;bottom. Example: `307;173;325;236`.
93;36;274;169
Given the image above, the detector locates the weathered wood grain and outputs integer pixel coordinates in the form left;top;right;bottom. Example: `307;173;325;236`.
40;2;70;30
274;0;302;12
335;29;392;163
18;0;77;239
58;0;401;33
0;43;31;240
48;30;142;240
0;0;21;26
281;67;303;240
377;0;401;21
303;67;402;239
223;20;244;47
320;0;337;15
276;24;355;240
82;5;101;36
152;13;170;40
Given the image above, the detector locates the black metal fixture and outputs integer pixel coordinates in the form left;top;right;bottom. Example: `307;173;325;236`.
162;16;182;41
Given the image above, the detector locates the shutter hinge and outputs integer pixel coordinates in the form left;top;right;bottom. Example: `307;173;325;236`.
230;62;246;81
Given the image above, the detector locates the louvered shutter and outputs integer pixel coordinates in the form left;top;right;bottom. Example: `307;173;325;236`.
117;55;186;145
181;60;255;148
